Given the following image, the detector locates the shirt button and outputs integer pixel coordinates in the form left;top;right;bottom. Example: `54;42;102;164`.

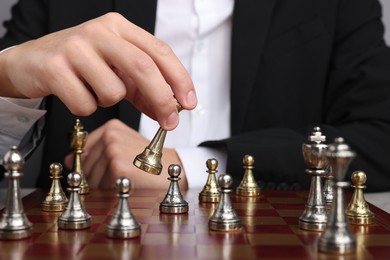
17;115;29;123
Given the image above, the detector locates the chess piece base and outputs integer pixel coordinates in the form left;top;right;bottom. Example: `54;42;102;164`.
133;157;161;175
58;219;91;230
236;187;261;197
298;220;327;231
208;220;242;232
298;205;327;231
160;205;189;214
347;215;375;225
106;226;141;239
42;202;67;212
318;238;356;255
199;194;220;203
0;227;32;240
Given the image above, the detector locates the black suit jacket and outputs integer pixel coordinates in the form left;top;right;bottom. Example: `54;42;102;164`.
1;0;390;191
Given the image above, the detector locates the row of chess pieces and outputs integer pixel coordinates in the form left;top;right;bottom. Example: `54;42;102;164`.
0;118;376;257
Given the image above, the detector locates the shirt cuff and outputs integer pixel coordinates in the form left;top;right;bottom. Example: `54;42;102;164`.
175;146;227;189
0;97;46;158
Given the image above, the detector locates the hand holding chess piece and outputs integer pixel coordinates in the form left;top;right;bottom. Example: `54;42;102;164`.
199;158;221;203
70;119;89;194
209;174;241;231
106;177;141;239
58;171;91;230
318;137;356;254
42;163;68;212
236;155;261;197
0;146;32;240
160;164;188;214
134;99;183;175
346;171;375;225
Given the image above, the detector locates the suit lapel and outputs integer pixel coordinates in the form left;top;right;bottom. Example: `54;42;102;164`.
114;0;158;129
230;0;276;134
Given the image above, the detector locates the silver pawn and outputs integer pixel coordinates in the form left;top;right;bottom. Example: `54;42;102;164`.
299;126;328;231
58;171;91;230
106;177;141;239
209;174;241;231
318;137;356;254
160;164;189;214
0;146;32;240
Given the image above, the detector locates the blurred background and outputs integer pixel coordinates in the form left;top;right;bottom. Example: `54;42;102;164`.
1;0;390;44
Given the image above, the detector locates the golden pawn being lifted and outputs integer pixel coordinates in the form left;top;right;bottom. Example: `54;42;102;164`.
236;155;261;197
199;158;221;203
71;119;89;194
41;163;68;212
346;171;375;225
134;99;183;175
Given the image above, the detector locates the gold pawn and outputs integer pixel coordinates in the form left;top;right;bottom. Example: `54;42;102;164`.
71;119;89;194
346;171;375;225
42;163;68;211
236;155;261;197
199;158;220;203
133;100;183;175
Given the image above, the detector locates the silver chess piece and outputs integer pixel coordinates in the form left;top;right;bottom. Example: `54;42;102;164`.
299;126;328;231
318;137;356;254
0;146;32;240
323;165;334;210
58;171;91;230
106;177;141;239
209;174;241;231
160;164;189;214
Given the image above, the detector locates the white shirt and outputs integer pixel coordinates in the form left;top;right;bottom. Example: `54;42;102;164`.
0;0;234;188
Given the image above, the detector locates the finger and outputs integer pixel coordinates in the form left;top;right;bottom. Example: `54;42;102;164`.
114;17;197;110
66;37;127;107
98;36;180;130
44;57;98;116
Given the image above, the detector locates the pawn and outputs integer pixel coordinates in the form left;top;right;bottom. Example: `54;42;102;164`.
199;158;220;203
346;171;375;225
42;163;68;212
160;164;189;214
106;177;141;239
0;146;32;240
236;155;261;197
58;171;91;230
209;174;242;231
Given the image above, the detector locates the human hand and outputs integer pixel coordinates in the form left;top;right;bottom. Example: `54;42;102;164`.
0;12;196;130
63;119;188;190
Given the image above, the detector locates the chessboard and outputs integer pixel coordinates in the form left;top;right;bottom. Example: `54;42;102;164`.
1;189;390;259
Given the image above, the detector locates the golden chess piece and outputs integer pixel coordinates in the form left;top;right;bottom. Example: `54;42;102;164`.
42;163;68;212
346;171;375;225
133;100;183;175
236;155;261;197
71;119;89;194
199;158;220;203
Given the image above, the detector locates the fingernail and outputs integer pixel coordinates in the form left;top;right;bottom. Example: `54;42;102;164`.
164;111;178;129
186;90;197;108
